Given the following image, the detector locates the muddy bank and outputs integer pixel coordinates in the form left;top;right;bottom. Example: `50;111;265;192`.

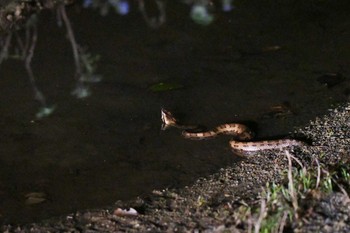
2;103;350;232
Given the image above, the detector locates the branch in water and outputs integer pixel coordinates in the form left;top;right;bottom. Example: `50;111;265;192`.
58;4;81;79
24;16;46;106
138;0;166;28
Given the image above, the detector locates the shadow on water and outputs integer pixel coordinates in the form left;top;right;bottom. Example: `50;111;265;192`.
0;0;349;224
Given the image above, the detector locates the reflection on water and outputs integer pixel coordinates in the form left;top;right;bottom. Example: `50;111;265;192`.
0;1;349;224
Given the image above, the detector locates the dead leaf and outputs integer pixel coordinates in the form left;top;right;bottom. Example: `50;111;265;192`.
25;192;47;205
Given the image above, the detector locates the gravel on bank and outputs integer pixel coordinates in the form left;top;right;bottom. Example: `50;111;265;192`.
2;103;350;232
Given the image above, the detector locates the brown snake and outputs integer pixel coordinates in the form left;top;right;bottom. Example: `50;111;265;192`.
161;108;306;153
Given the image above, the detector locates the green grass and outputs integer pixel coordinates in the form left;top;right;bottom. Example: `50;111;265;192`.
237;151;350;233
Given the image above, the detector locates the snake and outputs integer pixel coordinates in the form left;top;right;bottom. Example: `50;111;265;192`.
161;108;306;153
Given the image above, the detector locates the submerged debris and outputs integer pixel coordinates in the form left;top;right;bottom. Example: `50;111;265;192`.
149;82;183;92
317;73;345;88
261;102;294;119
25;192;47;205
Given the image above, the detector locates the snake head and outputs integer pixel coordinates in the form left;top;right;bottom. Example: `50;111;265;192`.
161;108;178;130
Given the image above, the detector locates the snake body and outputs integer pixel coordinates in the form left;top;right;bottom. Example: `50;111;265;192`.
229;139;305;152
182;123;253;140
161;108;305;153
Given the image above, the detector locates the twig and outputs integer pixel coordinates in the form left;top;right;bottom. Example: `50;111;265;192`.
254;198;266;233
288;153;304;171
314;157;321;188
247;210;253;233
0;33;12;64
278;210;288;233
24;20;47;107
138;0;166;28
285;150;299;218
332;178;350;199
58;4;82;80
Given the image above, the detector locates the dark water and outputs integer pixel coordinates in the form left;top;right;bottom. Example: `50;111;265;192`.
0;1;349;224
